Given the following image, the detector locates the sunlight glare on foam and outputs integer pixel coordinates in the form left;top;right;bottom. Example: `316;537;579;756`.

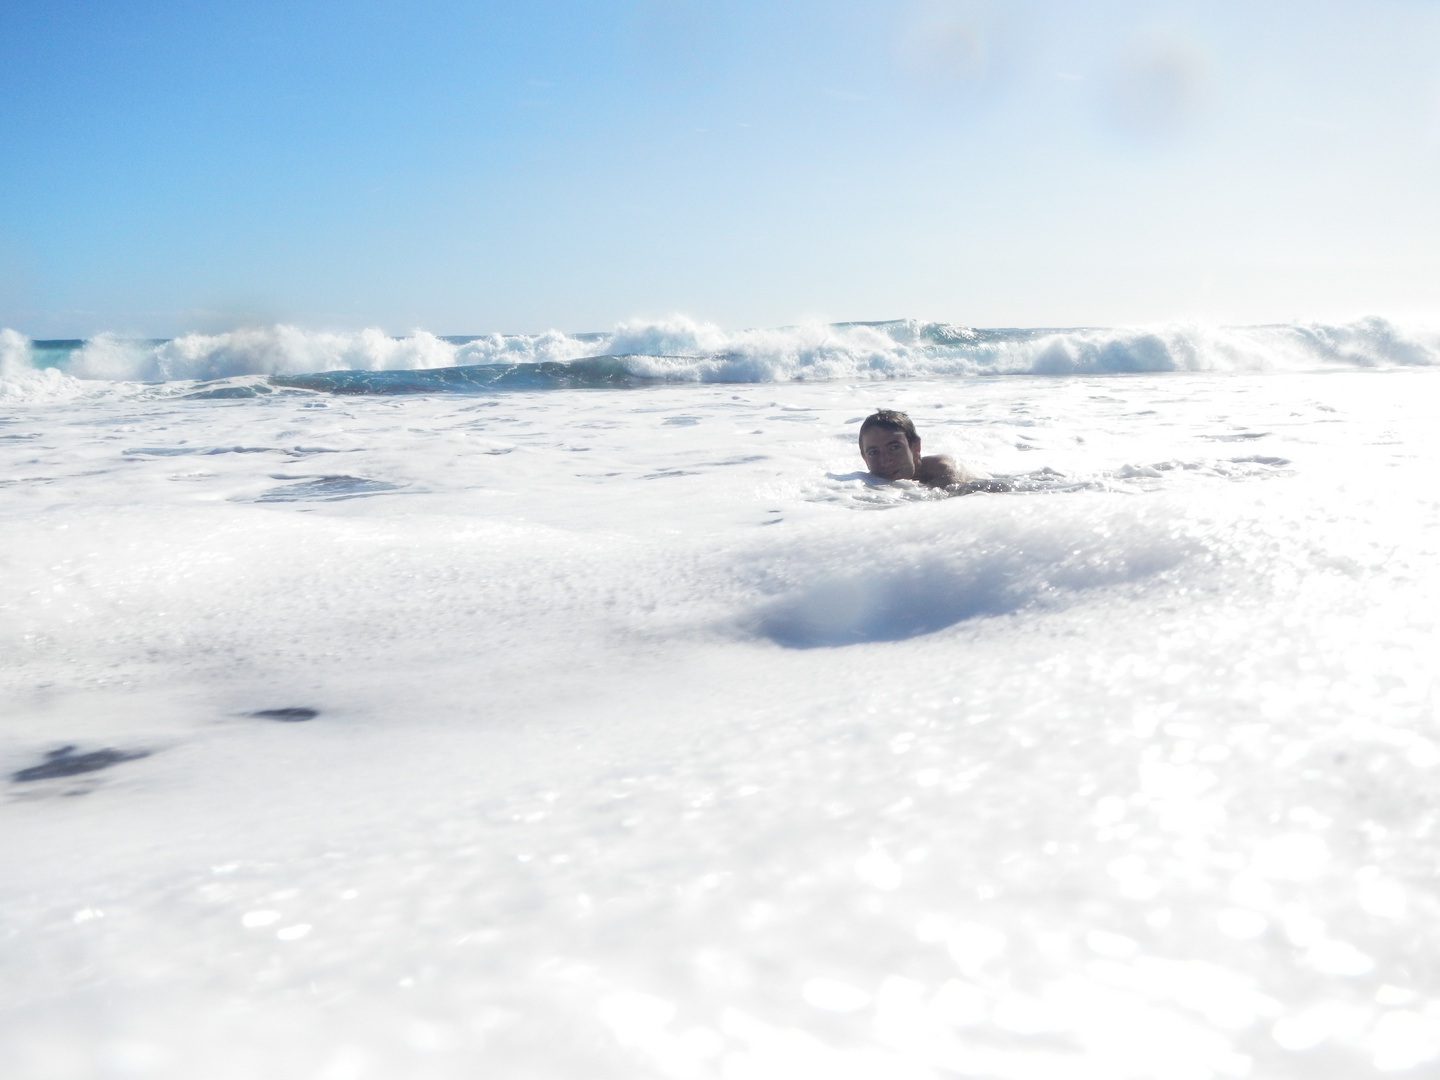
802;978;871;1013
3;369;1440;1079
1369;1009;1440;1072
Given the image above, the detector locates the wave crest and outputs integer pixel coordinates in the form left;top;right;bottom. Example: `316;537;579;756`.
5;315;1439;388
0;329;89;402
69;326;458;381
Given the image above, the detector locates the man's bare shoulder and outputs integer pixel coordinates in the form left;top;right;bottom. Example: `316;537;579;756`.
917;454;990;488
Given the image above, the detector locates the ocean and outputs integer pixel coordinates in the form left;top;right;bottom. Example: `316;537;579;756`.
3;316;1439;1079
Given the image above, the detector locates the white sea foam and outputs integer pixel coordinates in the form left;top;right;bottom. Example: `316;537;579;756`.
8;315;1440;386
3;366;1440;1080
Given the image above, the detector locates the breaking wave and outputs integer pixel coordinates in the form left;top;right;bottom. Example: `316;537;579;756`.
0;329;89;402
3;316;1439;396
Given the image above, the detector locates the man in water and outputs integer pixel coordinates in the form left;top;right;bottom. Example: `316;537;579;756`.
858;409;990;488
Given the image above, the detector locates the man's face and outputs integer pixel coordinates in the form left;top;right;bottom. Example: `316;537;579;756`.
859;427;920;480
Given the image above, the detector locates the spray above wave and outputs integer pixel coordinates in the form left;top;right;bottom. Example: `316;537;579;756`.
3;316;1439;396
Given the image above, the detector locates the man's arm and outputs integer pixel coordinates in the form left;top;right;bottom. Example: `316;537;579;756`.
917;454;990;487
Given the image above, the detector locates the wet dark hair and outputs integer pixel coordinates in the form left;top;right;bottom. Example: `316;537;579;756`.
858;409;919;448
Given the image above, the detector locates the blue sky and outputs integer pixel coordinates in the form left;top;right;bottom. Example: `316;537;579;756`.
2;0;1438;336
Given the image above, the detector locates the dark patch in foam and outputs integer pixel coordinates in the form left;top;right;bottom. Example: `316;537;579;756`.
250;707;319;722
256;476;403;502
951;479;1015;495
698;455;769;466
13;745;151;783
184;384;273;399
127;445;345;458
756;524;1189;648
757;566;1021;648
1230;455;1290;467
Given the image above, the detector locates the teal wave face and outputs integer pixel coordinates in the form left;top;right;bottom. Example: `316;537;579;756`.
269;356;676;394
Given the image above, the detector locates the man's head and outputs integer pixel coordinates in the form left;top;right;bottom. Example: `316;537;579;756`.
858;409;922;481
